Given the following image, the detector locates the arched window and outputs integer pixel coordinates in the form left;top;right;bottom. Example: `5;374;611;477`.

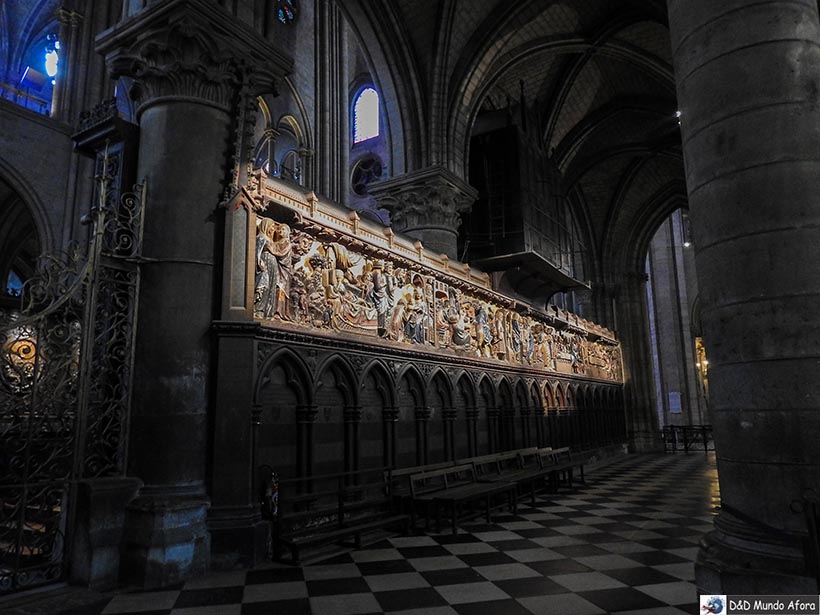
281;150;302;184
6;270;23;297
353;87;380;143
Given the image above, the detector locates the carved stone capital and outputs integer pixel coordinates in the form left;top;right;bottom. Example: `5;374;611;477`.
442;408;458;421
58;8;83;27
296;405;317;423
383;407;400;421
263;127;281;141
96;0;292;114
370;166;477;234
343;406;362;423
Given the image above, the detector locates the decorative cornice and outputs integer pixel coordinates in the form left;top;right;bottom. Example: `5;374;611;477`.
77;97;119;132
96;0;292;114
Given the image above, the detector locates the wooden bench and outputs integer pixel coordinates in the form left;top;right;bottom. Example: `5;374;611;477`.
410;463;516;534
460;447;558;506
269;467;409;564
385;460;455;522
545;447;587;489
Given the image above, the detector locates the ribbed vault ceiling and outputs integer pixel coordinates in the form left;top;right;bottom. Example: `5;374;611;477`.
348;0;685;276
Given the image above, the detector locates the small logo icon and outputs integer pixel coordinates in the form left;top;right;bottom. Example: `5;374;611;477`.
700;595;725;614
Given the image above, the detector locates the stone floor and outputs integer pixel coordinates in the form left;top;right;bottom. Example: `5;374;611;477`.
39;452;722;615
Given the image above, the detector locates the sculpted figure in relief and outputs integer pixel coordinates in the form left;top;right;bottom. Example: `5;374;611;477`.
254;218;278;319
491;307;507;360
473;302;493;358
370;260;395;337
251;222;622;381
442;288;471;349
404;276;431;345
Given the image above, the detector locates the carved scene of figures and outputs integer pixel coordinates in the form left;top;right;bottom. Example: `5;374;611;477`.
253;216;622;381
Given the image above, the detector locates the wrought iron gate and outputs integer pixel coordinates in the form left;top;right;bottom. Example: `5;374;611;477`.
0;155;144;593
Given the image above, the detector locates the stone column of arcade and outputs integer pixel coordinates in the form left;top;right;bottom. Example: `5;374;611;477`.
668;0;820;593
95;1;286;587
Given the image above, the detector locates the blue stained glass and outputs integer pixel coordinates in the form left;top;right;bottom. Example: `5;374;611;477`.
7;270;23;297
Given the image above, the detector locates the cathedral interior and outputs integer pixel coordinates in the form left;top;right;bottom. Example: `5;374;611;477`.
1;0;819;612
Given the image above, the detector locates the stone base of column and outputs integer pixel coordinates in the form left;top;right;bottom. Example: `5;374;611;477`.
120;491;210;589
696;516;817;594
69;477;142;590
208;506;270;570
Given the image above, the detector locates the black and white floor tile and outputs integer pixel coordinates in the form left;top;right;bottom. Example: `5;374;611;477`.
58;453;719;615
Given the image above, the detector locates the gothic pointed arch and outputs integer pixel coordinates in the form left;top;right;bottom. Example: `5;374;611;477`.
360;359;396;408
428;367;454;409
396;363;427;409
455;371;477;408
478;374;496;408
543;381;556;409
0;158;53;256
555;382;566;408
529;381;543;413
514;379;529;409
315;354;359;408
255;346;313;407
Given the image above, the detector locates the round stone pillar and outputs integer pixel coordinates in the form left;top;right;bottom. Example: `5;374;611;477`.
116;88;231;587
96;0;290;587
668;0;820;593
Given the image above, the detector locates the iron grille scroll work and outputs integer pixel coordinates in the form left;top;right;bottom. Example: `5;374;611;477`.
0;147;145;593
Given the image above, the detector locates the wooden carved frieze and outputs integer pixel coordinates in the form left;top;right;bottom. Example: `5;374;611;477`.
250;180;623;383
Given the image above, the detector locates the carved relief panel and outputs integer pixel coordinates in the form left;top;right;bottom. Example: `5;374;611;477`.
250;190;622;382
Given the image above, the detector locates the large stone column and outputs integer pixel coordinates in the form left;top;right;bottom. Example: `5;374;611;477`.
616;271;661;452
370;166;477;260
96;0;289;587
668;0;820;593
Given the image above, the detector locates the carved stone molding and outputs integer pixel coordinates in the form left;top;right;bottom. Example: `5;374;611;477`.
343;406;363;423
369;166;478;239
57;8;83;27
442;408;458;421
96;0;292;114
295;405;318;423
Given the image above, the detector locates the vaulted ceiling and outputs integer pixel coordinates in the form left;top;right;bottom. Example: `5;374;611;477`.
343;0;686;279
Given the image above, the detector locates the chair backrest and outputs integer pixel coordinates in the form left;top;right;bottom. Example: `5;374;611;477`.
516;447;542;468
410;463;476;497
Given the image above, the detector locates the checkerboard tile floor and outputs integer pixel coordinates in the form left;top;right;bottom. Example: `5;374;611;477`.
60;453;719;615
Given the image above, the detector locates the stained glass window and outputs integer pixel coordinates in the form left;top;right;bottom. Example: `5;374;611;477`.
353;87;379;143
277;0;298;24
6;270;23;297
45;34;59;85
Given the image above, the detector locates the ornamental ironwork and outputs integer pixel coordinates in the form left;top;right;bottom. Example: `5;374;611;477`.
0;149;145;593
